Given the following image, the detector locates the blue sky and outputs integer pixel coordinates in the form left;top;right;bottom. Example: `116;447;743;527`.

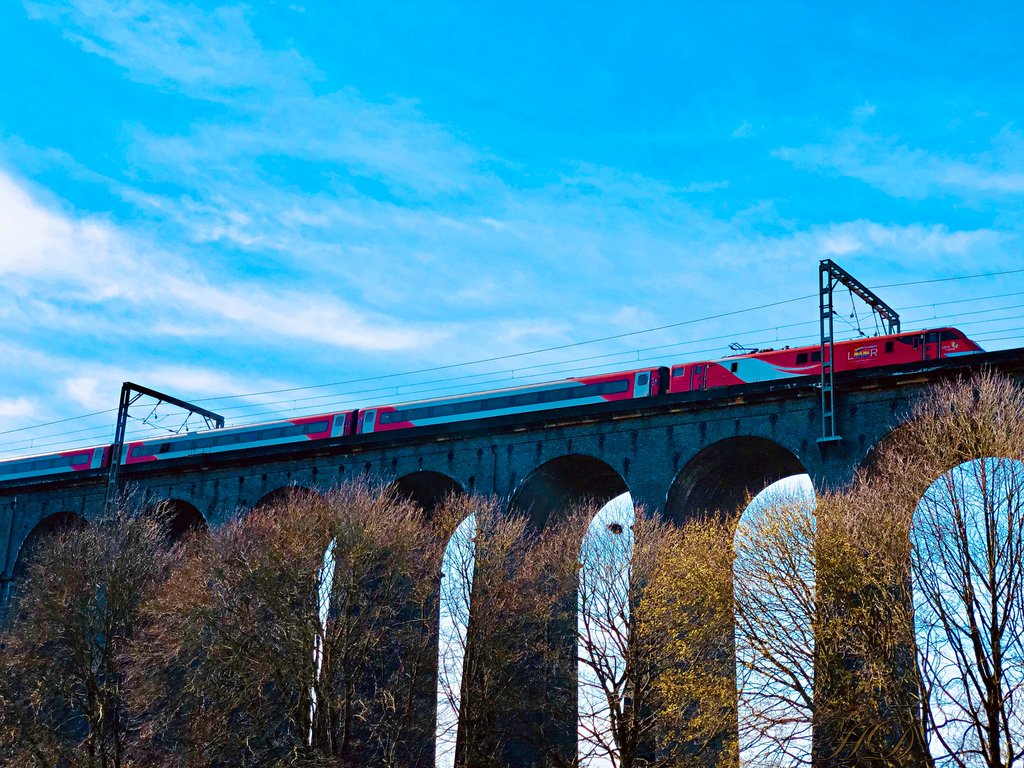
2;1;1023;455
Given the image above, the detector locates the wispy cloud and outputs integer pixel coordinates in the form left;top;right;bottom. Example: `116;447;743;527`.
6;0;1022;444
777;124;1024;200
0;171;448;353
23;0;313;97
0;397;37;421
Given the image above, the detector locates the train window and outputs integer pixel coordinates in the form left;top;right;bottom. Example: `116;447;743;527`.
672;368;685;377
695;365;704;374
926;332;939;344
885;341;894;353
940;330;959;341
30;455;74;471
137;419;336;454
730;363;738;373
383;379;631;423
637;373;649;386
796;353;808;364
913;337;919;348
811;351;822;363
597;380;630;395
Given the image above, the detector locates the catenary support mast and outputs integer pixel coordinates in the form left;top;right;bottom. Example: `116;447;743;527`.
818;260;901;443
104;382;225;508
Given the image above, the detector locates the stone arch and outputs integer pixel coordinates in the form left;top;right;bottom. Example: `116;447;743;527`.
904;456;1024;762
391;471;464;515
494;455;627;767
857;422;914;483
665;436;806;525
860;423;1017;518
508;454;629;531
14;511;85;579
733;475;818;762
144;498;207;542
251;485;319;513
4;511;86;615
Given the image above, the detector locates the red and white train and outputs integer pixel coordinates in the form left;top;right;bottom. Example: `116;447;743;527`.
0;327;983;484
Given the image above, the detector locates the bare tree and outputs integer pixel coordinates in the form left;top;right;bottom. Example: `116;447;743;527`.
132;481;443;767
574;500;641;767
0;504;177;768
435;494;566;768
733;487;817;767
872;371;1024;768
573;502;706;768
638;516;738;767
823;370;1024;768
911;455;1024;767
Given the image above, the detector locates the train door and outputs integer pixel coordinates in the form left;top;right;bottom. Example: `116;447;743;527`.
692;364;707;391
634;371;651;397
922;331;940;360
361;410;377;434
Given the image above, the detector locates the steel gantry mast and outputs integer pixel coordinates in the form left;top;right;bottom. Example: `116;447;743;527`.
818;260;901;443
104;382;225;508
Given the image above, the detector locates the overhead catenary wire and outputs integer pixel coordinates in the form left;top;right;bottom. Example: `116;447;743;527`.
2;267;1023;456
95;290;1024;424
179;268;1024;405
7;308;1024;458
4;315;1024;456
3;309;1023;458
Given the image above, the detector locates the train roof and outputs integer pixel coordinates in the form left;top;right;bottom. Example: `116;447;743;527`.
697;326;968;366
0;443;106;465
125;411;351;445
363;366;661;411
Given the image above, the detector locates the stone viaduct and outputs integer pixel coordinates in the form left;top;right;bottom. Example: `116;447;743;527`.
2;346;1023;765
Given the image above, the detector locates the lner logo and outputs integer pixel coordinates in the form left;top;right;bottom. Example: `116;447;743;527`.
848;345;878;361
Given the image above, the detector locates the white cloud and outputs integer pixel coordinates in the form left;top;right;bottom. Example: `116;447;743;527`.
732;121;755;138
0;170;446;353
0;397;36;420
61;376;107;411
776;124;1024;200
23;0;313;97
852;102;877;122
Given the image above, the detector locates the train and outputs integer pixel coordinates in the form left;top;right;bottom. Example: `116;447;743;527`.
0;327;983;485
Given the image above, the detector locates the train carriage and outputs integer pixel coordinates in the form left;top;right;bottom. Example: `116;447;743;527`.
357;367;669;434
123;412;354;464
0;445;110;483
